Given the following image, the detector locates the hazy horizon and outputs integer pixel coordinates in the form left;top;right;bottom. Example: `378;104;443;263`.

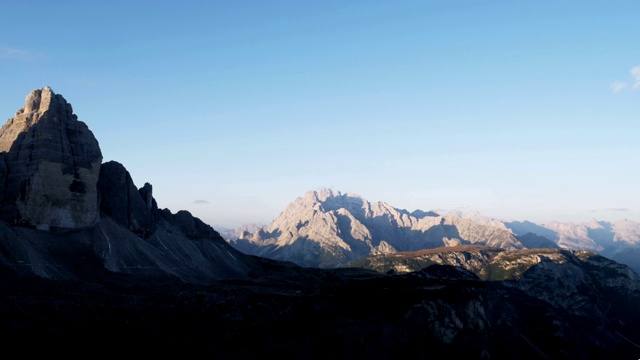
209;186;638;231
1;1;638;229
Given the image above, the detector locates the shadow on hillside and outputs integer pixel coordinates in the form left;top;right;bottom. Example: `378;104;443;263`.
504;221;558;241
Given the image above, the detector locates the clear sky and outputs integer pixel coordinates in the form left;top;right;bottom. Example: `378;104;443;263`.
1;1;639;229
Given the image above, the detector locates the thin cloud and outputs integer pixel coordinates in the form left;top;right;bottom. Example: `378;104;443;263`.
611;65;640;92
605;208;630;212
591;208;630;213
193;199;210;204
611;81;628;92
0;46;45;61
631;66;640;89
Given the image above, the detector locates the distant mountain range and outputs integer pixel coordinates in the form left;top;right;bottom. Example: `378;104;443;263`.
225;189;640;272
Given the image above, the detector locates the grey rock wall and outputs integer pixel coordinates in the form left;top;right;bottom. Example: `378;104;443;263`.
97;160;157;237
0;87;102;229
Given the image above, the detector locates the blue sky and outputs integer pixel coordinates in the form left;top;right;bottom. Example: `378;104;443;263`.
1;1;639;229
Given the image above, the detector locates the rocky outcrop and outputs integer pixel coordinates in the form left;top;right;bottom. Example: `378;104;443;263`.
98;161;157;237
0;87;102;229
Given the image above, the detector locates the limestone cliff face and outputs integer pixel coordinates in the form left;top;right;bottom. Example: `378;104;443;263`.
0;87;102;229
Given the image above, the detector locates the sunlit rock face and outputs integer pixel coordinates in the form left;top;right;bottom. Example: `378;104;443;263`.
0;86;102;229
228;189;525;268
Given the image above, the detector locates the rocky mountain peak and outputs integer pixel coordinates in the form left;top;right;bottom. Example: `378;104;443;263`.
0;86;102;229
306;188;343;203
231;189;525;268
23;86;63;114
2;87;76;147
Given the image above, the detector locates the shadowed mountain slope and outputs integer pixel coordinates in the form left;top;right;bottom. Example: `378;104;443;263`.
506;218;640;273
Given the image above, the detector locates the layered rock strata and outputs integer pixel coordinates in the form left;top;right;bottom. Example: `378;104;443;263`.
0;87;102;229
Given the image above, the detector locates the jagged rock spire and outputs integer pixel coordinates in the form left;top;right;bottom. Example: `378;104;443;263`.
0;86;102;229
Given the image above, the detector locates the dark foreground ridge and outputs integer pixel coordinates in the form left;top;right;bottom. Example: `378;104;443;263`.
2;259;640;359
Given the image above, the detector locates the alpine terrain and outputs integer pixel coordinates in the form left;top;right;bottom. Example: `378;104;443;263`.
0;88;639;359
227;189;640;273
